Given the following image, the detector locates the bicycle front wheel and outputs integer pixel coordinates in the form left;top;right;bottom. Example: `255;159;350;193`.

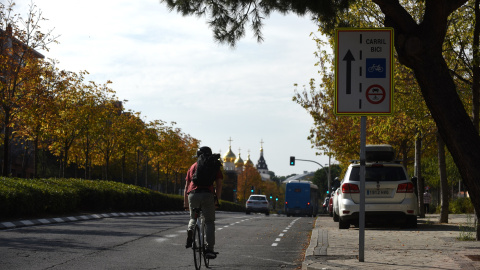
202;222;209;268
193;225;202;270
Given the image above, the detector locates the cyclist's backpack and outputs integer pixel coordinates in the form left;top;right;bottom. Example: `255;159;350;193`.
193;153;222;187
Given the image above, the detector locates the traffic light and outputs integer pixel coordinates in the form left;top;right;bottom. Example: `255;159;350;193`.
326;190;330;194
290;156;295;166
269;194;273;199
275;196;278;201
251;186;254;193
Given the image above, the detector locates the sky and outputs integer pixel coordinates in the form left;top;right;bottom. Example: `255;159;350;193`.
12;0;336;177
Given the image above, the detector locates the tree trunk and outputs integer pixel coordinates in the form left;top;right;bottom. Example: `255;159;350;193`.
438;130;449;223
33;134;38;178
473;0;480;131
415;131;425;218
157;161;160;191
3;108;10;177
121;152;126;183
145;157;148;188
411;50;480;239
135;150;140;186
105;152;109;181
84;134;90;180
401;139;408;167
378;1;480;240
473;0;480;241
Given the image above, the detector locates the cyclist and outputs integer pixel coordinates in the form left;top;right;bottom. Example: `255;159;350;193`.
184;146;223;259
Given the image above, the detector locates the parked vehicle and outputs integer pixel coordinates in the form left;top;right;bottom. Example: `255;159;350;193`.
336;145;418;229
328;191;334;217
322;197;330;214
332;188;340;222
284;180;318;217
246;195;270;215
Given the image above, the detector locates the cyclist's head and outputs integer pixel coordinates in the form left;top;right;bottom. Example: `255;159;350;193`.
197;146;212;157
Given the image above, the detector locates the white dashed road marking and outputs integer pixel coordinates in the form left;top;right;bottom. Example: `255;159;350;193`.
271;217;301;247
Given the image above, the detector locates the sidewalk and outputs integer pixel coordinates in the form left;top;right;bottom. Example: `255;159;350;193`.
303;214;480;270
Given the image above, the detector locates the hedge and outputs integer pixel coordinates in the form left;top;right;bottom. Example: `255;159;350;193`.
0;177;245;220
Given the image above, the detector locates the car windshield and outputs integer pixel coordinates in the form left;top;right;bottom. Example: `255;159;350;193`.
349;166;406;182
249;196;266;201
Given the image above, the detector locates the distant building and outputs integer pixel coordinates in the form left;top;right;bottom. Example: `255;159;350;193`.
255;140;271;181
221;138;237;202
220;138;273;201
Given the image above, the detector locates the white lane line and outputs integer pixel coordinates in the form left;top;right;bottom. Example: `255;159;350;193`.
272;217;302;247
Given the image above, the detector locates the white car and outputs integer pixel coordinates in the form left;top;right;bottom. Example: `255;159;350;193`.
336;145;418;229
246;195;270;215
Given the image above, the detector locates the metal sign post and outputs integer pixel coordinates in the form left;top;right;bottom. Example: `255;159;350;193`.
334;28;394;263
359;116;366;262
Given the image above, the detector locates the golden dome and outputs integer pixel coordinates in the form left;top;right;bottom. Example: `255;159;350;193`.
245;154;254;166
235;153;244;167
223;146;236;163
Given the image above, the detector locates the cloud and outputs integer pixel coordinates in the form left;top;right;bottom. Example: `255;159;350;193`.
12;0;333;176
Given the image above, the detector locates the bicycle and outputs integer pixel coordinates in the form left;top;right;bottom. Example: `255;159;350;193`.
191;208;218;269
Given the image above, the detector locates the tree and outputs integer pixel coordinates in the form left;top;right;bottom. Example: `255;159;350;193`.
115;111;145;183
0;1;57;176
14;59;57;178
311;165;342;196
161;1;480;239
237;164;262;203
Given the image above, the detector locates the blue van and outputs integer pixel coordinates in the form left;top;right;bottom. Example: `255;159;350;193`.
284;180;318;217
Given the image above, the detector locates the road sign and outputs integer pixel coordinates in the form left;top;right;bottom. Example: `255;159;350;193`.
334;28;394;115
365;84;385;104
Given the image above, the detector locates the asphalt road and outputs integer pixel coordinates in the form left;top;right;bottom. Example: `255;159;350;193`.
0;212;315;269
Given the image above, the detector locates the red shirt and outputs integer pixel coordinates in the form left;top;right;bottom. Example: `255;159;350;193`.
185;162;223;194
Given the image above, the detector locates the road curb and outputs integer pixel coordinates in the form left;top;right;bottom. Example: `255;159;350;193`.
0;211;188;230
303;218;332;270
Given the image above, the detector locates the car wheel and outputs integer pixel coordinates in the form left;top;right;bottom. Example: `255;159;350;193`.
265;211;270;216
339;217;350;229
333;210;339;222
246;211;250;214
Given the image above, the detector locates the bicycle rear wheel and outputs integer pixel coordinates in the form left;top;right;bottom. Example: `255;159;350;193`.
193;225;202;270
202;222;209;268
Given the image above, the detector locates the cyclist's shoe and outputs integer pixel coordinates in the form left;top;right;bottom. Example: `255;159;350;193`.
205;249;218;259
185;230;193;249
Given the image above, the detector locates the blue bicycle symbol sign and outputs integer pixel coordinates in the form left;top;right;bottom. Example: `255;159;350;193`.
368;64;383;73
366;84;386;104
366;58;386;78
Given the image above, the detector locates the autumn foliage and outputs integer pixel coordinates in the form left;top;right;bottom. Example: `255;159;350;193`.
0;2;199;193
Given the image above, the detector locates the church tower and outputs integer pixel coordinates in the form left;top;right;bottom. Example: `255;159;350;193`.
245;151;254;167
221;137;238;202
223;137;236;172
256;139;271;181
234;149;244;173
